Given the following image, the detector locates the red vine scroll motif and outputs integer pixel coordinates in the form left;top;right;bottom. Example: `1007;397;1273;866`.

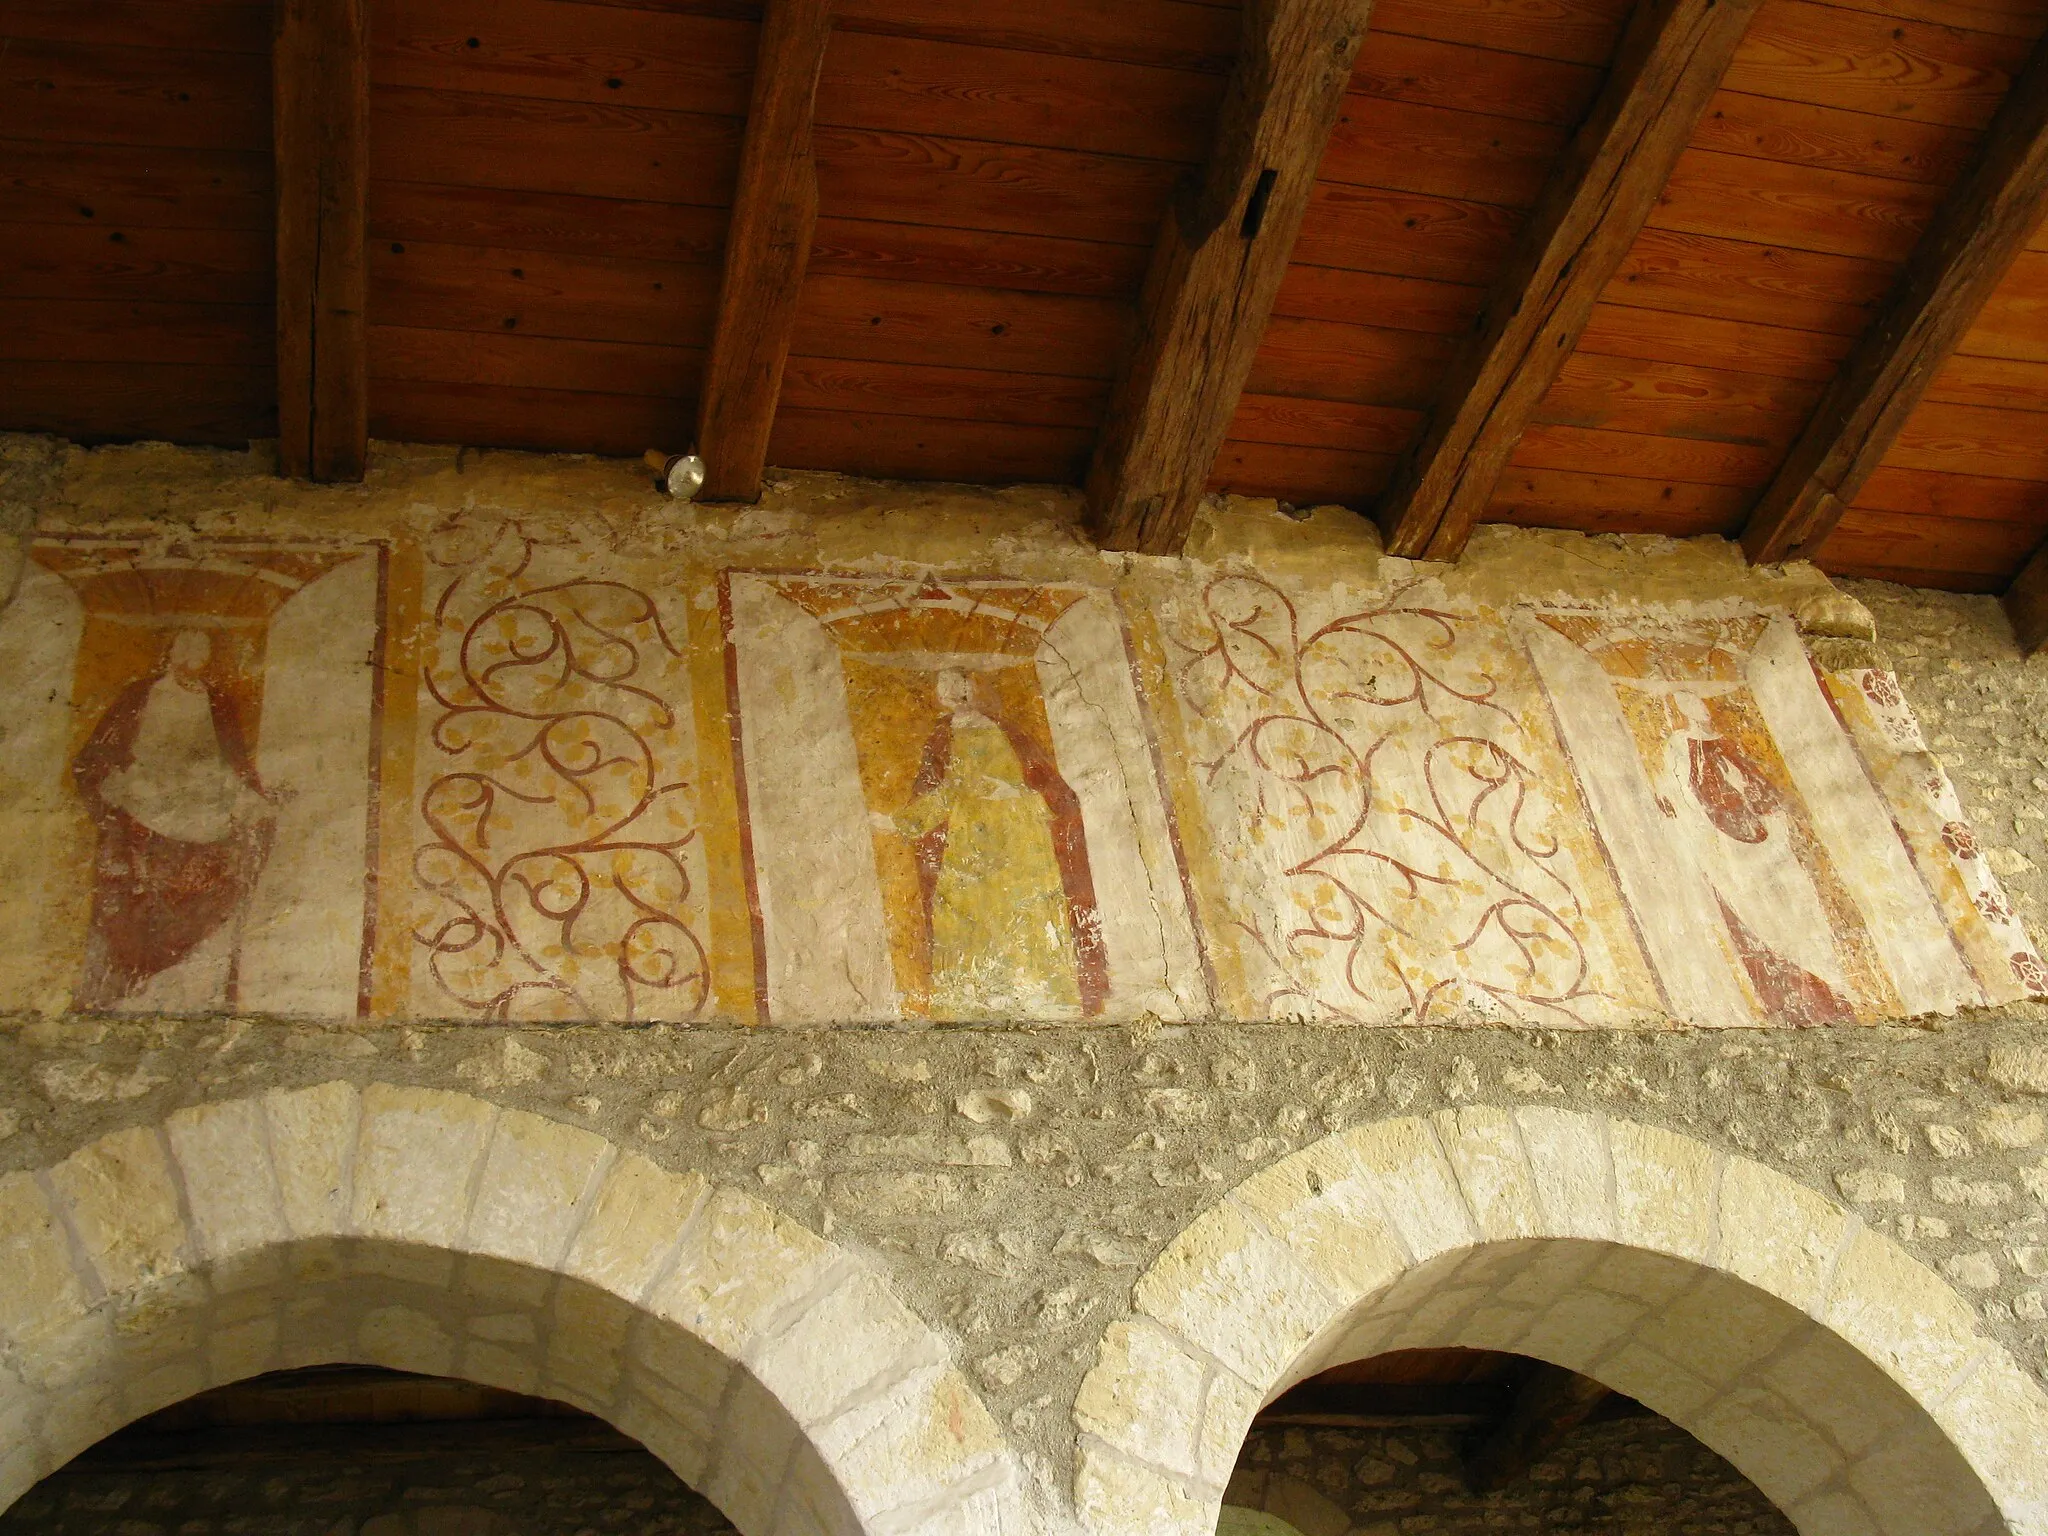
412;518;711;1021
1171;574;1630;1025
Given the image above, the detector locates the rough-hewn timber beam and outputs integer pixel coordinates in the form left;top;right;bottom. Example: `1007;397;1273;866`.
695;0;833;502
274;0;368;482
1375;0;1760;560
1464;1364;1611;1492
1084;0;1373;555
1743;36;2048;565
2007;538;2048;654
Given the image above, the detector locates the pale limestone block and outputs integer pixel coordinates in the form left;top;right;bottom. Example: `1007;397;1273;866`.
1719;1157;1851;1311
1609;1120;1720;1262
1594;1343;1716;1423
467;1110;611;1269
775;1441;867;1536
466;1312;536;1344
649;1187;837;1361
1195;1370;1262;1487
812;1362;1008;1517
566;1153;708;1301
49;1127;189;1294
1226;1138;1409;1302
1496;1239;1606;1311
111;1289;204;1367
1382;1283;1493;1352
1074;1443;1211;1536
0;1171;93;1348
701;1368;799;1534
1763;1331;1911;1459
1693;1384;1844;1507
1515;1288;1646;1372
354;1243;455;1289
631;1316;732;1406
37;1381;121;1469
207;1245;285;1297
1515;1108;1615;1241
616;1377;714;1488
1434;1107;1539;1240
749;1267;926;1427
1821;1226;1986;1404
264;1081;360;1238
358;1304;455;1377
1787;1489;1885;1536
1582;1244;1697;1307
1342;1118;1476;1263
0;1443;41;1515
457;1252;551;1309
206;1315;279;1385
1631;1273;1805;1388
352;1085;497;1246
461;1338;539;1396
1452;1300;1536;1352
1932;1350;2048;1530
1072;1320;1206;1476
167;1098;287;1264
124;1354;205;1422
1131;1201;1335;1389
1846;1417;2002;1536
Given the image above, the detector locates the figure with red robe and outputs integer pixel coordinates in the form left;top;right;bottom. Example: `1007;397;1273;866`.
1657;691;1853;1024
71;628;277;1011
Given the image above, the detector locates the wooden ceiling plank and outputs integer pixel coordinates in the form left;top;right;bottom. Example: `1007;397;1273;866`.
274;0;369;481
1084;0;1376;554
2004;538;2048;650
694;0;832;501
1741;34;2048;564
1377;0;1763;559
1465;1364;1612;1493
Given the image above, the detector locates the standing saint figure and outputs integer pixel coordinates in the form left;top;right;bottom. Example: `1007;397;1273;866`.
71;628;278;1011
1657;690;1853;1024
886;666;1107;1018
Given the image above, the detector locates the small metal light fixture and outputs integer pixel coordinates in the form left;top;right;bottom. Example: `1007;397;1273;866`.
644;448;706;500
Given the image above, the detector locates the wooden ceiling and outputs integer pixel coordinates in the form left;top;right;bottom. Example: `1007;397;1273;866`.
6;0;2048;596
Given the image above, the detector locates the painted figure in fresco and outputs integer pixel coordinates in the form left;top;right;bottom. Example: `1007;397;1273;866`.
888;666;1108;1018
1657;691;1854;1024
71;628;278;1011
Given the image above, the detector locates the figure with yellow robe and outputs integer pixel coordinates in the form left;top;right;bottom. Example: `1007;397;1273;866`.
883;667;1108;1018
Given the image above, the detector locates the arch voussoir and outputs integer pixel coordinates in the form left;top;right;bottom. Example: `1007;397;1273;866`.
1075;1108;2048;1536
0;1083;1022;1536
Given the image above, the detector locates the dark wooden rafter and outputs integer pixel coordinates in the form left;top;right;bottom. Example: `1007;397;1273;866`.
1375;0;1762;560
695;0;834;502
2007;537;2048;653
1464;1364;1612;1492
274;0;369;481
1084;0;1374;555
1742;36;2048;565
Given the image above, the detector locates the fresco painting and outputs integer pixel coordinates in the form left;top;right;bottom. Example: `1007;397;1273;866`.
0;537;384;1016
723;573;1208;1023
0;513;2035;1026
405;516;712;1023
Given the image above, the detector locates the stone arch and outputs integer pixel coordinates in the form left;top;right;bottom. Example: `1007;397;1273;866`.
0;1082;1021;1536
1073;1109;2048;1536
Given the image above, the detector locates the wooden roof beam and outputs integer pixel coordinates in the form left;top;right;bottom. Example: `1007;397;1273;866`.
1375;0;1761;560
1742;38;2048;565
1464;1364;1611;1492
2007;538;2048;654
274;0;369;482
695;0;833;502
1085;0;1373;555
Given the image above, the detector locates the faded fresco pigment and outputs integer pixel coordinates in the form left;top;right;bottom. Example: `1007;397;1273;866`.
0;441;2036;1029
